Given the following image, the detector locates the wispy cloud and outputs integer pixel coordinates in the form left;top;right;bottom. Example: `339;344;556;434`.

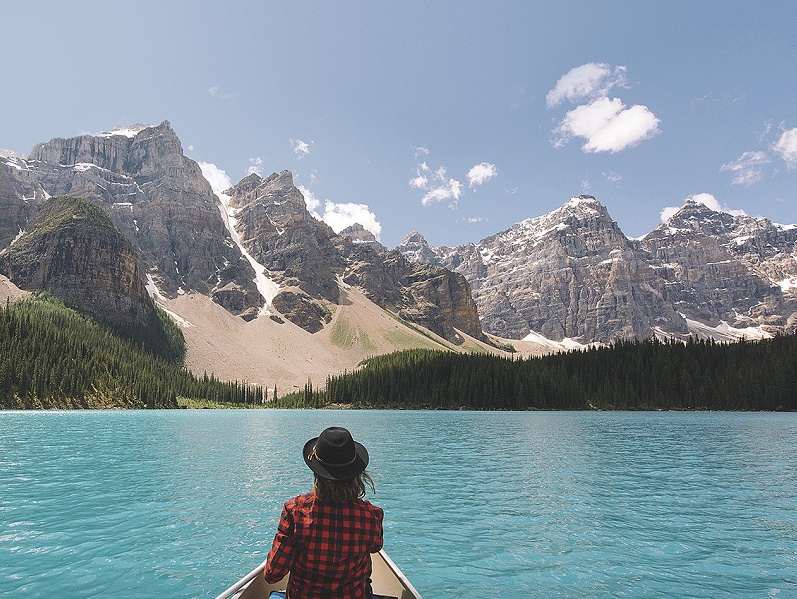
720;151;769;185
410;152;497;208
773;127;797;169
548;63;660;154
412;145;429;158
298;185;382;240
247;156;264;175
467;162;498;189
409;162;463;207
208;85;237;100
546;63;628;108
198;162;233;196
603;171;622;183
290;139;313;159
720;122;797;185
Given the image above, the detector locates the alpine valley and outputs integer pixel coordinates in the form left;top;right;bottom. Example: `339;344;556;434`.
1;122;796;392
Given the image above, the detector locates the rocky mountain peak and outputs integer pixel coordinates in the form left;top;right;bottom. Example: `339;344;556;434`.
339;223;383;250
397;230;443;266
226;170;308;220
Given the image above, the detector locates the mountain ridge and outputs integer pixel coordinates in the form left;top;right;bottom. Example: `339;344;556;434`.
398;195;797;343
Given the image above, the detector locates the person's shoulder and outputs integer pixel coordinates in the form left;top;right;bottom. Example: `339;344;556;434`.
356;498;384;519
284;491;314;509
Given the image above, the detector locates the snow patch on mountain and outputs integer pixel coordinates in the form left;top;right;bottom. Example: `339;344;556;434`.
199;162;280;314
522;330;589;350
97;125;150;138
683;316;771;341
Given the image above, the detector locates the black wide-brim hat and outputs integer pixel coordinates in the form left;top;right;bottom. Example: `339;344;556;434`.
303;426;369;480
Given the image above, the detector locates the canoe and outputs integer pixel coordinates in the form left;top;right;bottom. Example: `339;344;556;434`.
214;549;422;599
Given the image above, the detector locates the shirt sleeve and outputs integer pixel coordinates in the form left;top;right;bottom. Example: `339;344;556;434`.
263;503;296;583
368;506;384;554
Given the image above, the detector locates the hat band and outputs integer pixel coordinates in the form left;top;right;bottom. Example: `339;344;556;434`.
308;446;357;468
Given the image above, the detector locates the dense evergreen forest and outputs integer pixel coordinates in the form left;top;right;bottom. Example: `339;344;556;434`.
0;294;264;408
3;293;795;411
275;336;797;411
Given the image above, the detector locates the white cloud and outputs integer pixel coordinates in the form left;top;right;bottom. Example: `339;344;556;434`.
290;139;313;159
548;63;659;153
689;193;724;212
773;127;797;168
198;162;233;196
322;202;382;239
298;185;321;217
660;192;747;223
660;206;680;222
409;162;430;189
247;156;264;175
413;145;429;158
603;171;622;183
720;151;769;185
553;97;660;153
409;161;463;207
208;85;236;100
409;175;428;189
422;179;462;206
467;162;498;188
546;63;628;107
298;185;381;240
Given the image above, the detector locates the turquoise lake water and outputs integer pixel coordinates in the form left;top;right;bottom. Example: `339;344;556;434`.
1;410;796;598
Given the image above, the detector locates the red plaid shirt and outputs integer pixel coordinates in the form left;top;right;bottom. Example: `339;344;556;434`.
264;491;384;598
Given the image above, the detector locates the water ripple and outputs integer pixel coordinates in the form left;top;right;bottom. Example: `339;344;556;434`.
0;410;795;597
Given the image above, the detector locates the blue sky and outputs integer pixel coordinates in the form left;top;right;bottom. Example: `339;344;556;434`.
3;1;796;248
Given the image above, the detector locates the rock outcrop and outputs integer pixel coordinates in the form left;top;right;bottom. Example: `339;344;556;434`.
0;196;152;329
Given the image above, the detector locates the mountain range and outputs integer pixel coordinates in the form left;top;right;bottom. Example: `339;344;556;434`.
1;122;795;390
398;196;797;345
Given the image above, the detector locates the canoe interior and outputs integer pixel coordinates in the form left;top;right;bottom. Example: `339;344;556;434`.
234;550;421;599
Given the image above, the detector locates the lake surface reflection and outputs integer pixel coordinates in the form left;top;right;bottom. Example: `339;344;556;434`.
1;410;795;597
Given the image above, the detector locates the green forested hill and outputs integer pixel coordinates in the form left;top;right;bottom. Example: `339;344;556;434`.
4;292;796;411
277;336;797;411
0;294;263;409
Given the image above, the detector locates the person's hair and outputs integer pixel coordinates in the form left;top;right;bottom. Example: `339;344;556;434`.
314;471;375;501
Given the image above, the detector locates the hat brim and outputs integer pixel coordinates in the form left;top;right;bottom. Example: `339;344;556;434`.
303;436;369;480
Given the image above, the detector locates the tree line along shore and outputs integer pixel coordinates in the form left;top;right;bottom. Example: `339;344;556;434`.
1;293;795;411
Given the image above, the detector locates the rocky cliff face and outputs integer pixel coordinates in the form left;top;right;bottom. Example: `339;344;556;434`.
398;196;797;343
1;123;261;316
639;200;797;331
0;196;152;328
341;245;484;342
222;171;485;342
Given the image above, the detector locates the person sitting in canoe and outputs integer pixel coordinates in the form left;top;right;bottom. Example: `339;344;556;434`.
264;426;384;598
